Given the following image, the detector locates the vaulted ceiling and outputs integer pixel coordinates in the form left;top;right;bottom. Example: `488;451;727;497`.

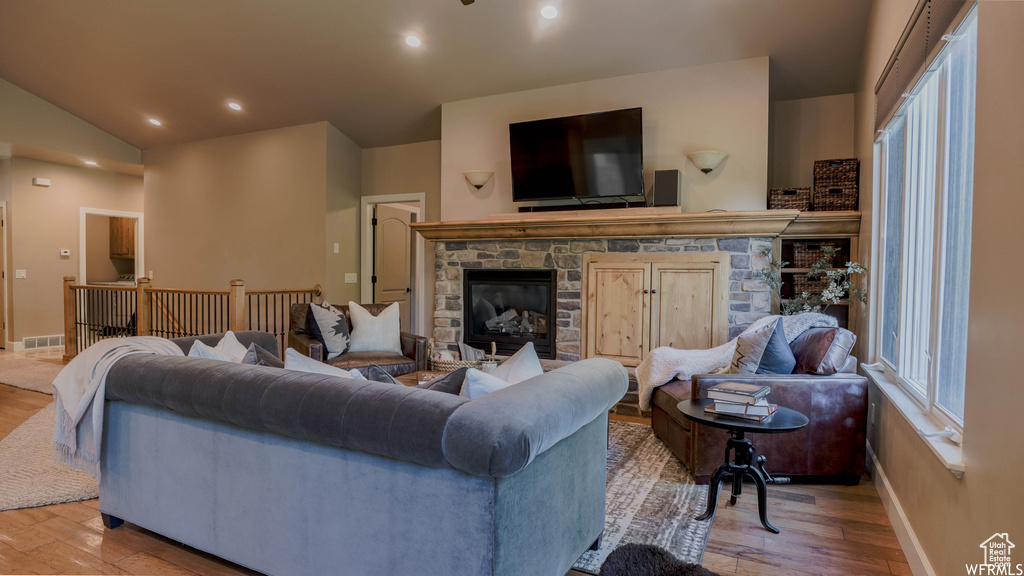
0;0;872;150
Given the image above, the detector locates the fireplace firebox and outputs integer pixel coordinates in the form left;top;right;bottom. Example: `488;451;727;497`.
463;269;556;359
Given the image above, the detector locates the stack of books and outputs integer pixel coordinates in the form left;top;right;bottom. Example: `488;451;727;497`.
705;381;777;422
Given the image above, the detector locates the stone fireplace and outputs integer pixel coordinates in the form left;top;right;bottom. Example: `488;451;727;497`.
463;269;556;358
431;236;773;361
415;209;860;362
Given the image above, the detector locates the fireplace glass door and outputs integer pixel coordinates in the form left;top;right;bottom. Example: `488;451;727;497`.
463;269;556;359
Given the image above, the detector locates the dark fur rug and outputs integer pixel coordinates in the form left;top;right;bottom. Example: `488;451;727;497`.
599;543;721;576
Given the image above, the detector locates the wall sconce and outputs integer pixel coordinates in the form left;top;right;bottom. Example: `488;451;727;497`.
463;170;494;189
687;150;729;174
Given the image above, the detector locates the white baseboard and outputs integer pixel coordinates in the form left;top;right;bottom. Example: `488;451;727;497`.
867;442;937;576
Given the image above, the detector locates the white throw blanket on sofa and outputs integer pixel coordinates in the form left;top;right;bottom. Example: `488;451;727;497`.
53;337;183;478
635;313;837;411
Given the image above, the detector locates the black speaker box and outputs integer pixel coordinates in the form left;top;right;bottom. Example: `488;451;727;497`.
649;169;681;206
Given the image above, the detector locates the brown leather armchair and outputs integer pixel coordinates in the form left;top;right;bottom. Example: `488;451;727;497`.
288;303;428;377
651;327;868;485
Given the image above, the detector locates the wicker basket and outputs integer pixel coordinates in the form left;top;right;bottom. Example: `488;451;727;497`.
812;159;859;211
793;240;838;268
768;187;811;211
792;273;828;295
430;359;483;372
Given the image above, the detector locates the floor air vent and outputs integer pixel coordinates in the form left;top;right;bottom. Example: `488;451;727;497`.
22;335;65;349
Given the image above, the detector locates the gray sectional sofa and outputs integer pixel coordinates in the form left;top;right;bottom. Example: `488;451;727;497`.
99;331;627;576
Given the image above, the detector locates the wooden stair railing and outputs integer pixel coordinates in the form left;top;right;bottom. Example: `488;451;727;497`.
63;277;321;362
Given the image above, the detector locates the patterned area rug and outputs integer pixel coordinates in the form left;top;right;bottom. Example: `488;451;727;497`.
0;403;98;511
0;356;62;394
573;420;712;574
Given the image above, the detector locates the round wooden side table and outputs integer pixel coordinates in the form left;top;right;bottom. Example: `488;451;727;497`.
676;398;809;533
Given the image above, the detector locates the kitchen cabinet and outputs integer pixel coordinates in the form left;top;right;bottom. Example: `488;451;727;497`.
110;217;135;258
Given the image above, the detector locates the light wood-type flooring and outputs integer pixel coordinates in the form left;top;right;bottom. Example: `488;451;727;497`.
0;350;907;576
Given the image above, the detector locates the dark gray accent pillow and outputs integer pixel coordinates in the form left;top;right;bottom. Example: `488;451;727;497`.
241;343;285;368
417;367;469;395
366;363;401;385
756;319;797;374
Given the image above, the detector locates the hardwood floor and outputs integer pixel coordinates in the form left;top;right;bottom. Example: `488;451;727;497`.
0;364;905;575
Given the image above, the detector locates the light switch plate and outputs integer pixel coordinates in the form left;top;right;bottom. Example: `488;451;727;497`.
60;249;71;258
344;273;358;284
15;269;26;279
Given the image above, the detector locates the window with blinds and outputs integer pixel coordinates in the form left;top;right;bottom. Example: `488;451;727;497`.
875;7;976;426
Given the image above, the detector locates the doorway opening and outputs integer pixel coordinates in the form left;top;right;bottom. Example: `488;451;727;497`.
360;194;426;335
78;208;144;285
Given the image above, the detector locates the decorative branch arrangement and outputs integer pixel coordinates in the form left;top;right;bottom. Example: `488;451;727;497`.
754;246;866;315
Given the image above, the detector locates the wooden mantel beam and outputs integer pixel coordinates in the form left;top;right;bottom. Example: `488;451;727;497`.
411;209;860;241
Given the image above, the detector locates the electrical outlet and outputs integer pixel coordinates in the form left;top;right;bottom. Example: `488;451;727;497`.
344;273;358;284
333;243;340;254
869;402;877;425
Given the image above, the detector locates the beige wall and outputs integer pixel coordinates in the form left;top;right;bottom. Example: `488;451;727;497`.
361;140;441;333
84;214;118;282
362;140;441;221
142;122;331;291
0;77;140;164
7;158;142;342
439;58;770;220
771;94;855;189
858;2;1024;574
324;123;363;305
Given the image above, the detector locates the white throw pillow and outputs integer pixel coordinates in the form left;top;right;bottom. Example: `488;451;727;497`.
346;302;402;354
188;340;235;362
214;331;249;362
309;301;351;360
460;368;514;400
489;342;543;384
283;348;365;379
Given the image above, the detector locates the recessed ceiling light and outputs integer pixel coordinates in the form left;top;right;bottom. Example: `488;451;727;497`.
541;5;558;19
405;35;422;48
148;118;163;126
228;102;243;111
83;160;98;166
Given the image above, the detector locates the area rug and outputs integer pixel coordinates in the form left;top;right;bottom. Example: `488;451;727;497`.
0;402;98;511
0;356;63;394
572;421;712;574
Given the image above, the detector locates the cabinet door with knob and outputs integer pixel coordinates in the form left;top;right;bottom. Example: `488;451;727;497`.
583;253;727;366
584;260;650;365
649;262;722;350
109;217;135;258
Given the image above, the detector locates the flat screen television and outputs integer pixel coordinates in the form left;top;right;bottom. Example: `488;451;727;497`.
509;107;643;202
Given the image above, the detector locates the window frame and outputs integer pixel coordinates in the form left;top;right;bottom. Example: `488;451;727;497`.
873;8;976;433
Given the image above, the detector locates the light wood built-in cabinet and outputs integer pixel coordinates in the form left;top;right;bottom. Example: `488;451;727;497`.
583;253;728;366
109;217;135;258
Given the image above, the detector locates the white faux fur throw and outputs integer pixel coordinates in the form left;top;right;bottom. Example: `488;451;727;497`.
635;313;838;411
53;337;184;479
